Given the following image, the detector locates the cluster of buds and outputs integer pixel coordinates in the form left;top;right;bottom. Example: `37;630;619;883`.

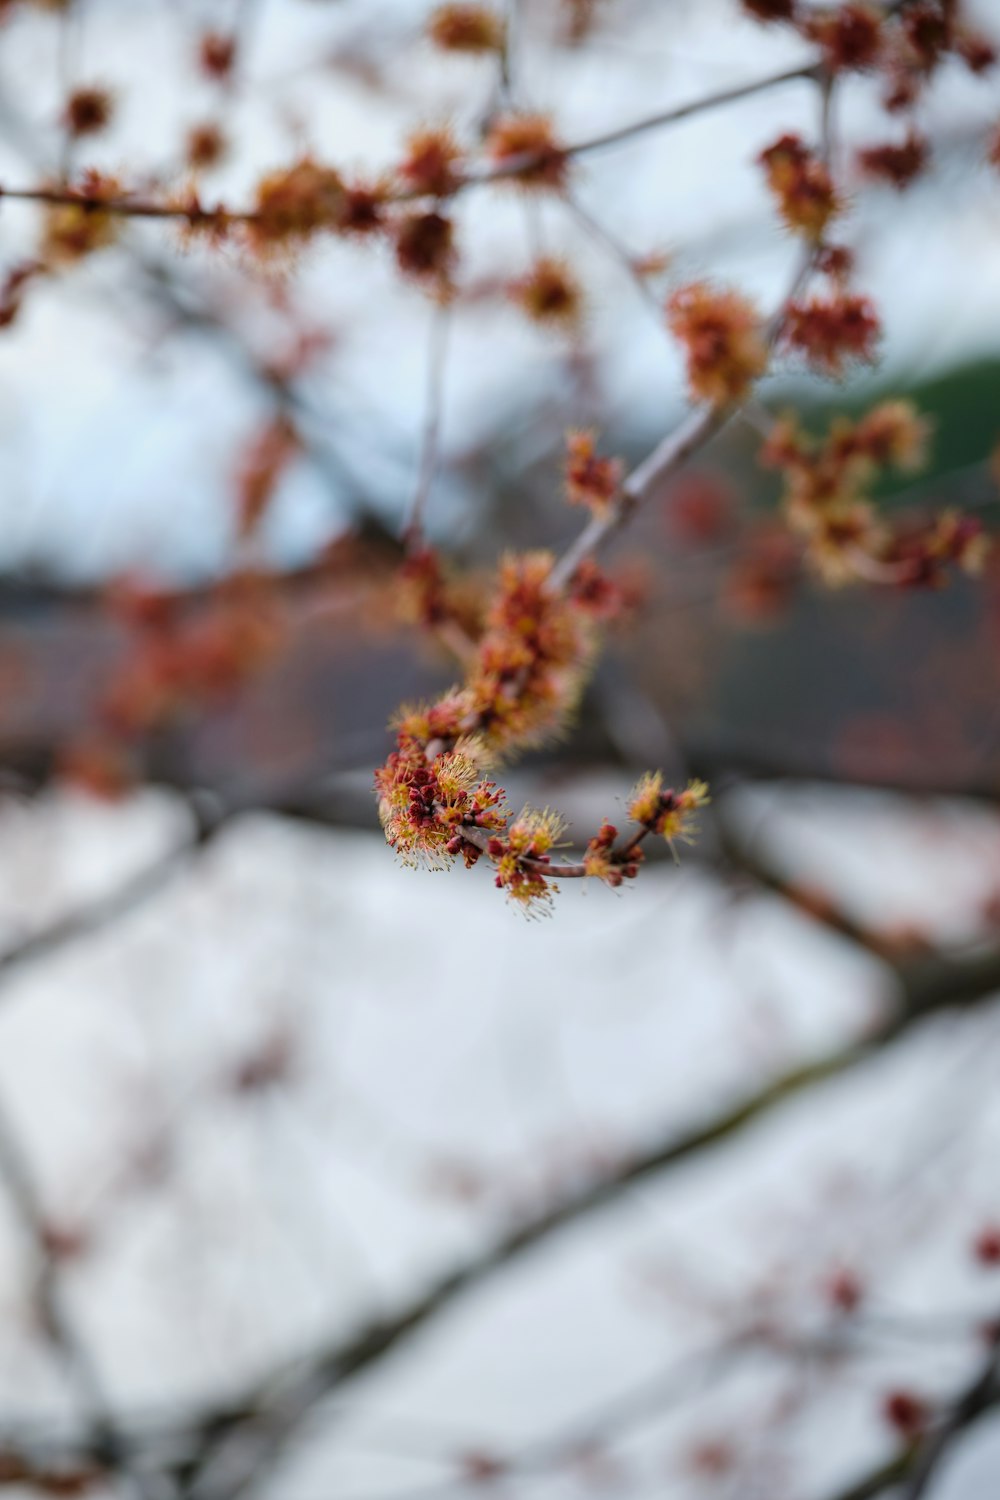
743;1;995;110
667;282;767;406
564;431;623;514
374;738;507;868
375;533;708;910
759;400;989;585
759;134;840;241
37;170;124;265
62;85;114;138
856;131;931;190
582;820;644;887
98;583;284;739
485;113;569;192
510;256;583;328
396;548;484;638
248;159;387;252
60;573;289;798
627;773;710;852
882;508;989;586
427;3;505;54
782;290;881;376
488;808;566;910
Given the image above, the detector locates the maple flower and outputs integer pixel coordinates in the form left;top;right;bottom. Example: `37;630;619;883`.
782;292;881;376
398;126;464;199
955;29;997;74
428;3;505;53
881;1389;929;1440
490;807;565;911
900;2;953;71
511;257;583;327
564;431;623;513
186;122;228;172
627;774;710;849
852;400;930;471
468;551;594;750
856;132;930;189
375;737;506;868
667;282;767;406
582;821;643;887
801;4;883;72
394;210;456;285
198;30;236;79
63;86;114;137
759;134;840;240
742;0;796;20
250;158;347;247
886;510;990;586
486;113;568;191
42;192;120;264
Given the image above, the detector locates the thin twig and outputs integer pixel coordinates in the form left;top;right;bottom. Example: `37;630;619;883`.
404;299;452;550
0;1090;164;1499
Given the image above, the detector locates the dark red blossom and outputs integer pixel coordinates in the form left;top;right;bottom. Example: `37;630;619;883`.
486;113;568;191
801;4;883;72
667;282;767;405
759;133;839;239
857;132;930;189
783;292;881;376
394;210;455;284
882;1389;929;1440
742;0;796;20
973;1226;1000;1266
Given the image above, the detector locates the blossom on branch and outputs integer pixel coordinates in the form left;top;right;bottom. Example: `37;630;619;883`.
667;282;767;405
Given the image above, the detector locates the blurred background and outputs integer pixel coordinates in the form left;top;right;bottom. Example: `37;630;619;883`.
0;1;997;1497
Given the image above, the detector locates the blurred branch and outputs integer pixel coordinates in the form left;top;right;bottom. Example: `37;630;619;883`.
0;1088;162;1499
164;928;1000;1497
0;61;820;225
821;1321;1000;1500
0;798;224;991
404;300;452;551
713;805;917;959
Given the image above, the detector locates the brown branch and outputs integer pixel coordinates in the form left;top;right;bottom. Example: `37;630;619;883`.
0;61;819;229
461;62;819;185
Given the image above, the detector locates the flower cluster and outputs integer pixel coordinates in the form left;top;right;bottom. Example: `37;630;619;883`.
427;3;505;54
742;0;995;108
394;210;456;289
667;283;767;406
581;820;644;887
485;113;569;191
782;291;881;376
759;401;988;585
374;537;708;910
882;509;989;586
488;808;565;910
759;134;840;240
63;86;114;137
38;170;124;265
511;256;583;328
627;773;710;852
856;131;931;190
398;127;464;199
564;431;623;514
801;4;883;73
374;738;507;868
